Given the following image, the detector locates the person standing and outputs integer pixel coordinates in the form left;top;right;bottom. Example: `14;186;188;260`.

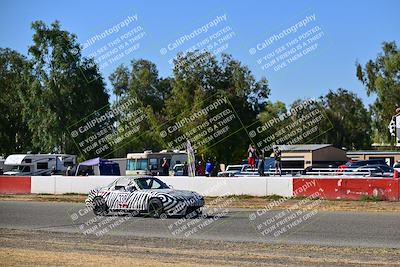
258;150;265;176
196;161;205;176
274;146;282;176
161;157;169;176
205;159;214;177
247;144;257;171
183;162;188;176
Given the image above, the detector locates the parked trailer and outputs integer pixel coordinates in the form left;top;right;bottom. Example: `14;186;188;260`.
4;154;76;176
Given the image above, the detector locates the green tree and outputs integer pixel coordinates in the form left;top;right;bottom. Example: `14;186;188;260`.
258;101;287;123
356;41;400;143
109;60;171;156
110;60;172;114
0;48;33;154
317;89;371;149
20;21;109;154
109;65;129;100
165;51;270;163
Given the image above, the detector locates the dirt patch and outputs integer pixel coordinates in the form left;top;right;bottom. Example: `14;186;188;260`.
0;228;399;267
0;194;86;203
1;194;399;212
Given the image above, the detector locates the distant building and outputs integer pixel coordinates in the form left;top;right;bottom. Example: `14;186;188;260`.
273;144;347;169
346;151;400;166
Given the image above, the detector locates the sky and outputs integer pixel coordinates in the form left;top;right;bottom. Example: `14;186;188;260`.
0;0;399;106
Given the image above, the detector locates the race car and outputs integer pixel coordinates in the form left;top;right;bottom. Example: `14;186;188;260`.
86;176;204;218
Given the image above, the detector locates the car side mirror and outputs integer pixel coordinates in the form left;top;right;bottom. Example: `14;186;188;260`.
168;184;174;189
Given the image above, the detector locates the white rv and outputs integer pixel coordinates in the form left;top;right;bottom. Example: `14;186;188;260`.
126;150;187;176
0;156;12;173
4;154;76;176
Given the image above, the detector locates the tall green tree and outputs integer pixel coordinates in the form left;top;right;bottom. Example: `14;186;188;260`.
356;41;400;143
110;60;171;114
0;48;33;154
165;51;270;163
258;101;287;123
20;21;109;154
316;89;371;149
109;60;171;156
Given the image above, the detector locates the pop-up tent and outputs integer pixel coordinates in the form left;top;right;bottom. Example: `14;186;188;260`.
75;157;120;176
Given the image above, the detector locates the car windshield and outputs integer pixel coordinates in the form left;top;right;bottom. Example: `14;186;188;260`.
10;165;30;172
127;159;148;171
380;165;393;172
107;177;132;189
134;177;170;190
174;165;183;171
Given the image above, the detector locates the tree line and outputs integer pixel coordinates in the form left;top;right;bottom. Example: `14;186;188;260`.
0;21;398;162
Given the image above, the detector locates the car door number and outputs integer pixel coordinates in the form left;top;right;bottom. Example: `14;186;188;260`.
117;193;129;208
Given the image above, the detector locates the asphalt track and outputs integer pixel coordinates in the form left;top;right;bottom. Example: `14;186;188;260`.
0;201;399;248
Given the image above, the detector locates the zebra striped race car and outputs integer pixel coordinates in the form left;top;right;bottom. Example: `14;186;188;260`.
86;176;204;218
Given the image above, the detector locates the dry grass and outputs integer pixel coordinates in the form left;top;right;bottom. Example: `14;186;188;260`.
0;247;213;267
0;228;399;267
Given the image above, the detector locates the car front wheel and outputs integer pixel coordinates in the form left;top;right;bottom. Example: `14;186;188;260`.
148;198;165;218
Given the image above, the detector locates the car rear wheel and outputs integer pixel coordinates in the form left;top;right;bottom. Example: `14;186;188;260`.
92;197;109;216
148;198;165;218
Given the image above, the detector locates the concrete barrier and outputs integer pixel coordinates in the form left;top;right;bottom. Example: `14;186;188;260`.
54;176;116;194
28;176;292;197
31;176;116;194
266;177;293;197
159;177;269;197
0;175;398;201
31;176;55;194
29;176;273;196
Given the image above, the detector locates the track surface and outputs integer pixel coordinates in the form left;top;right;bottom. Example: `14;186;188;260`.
1;201;399;248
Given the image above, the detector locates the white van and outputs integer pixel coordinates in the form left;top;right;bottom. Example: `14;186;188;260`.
4;154;76;176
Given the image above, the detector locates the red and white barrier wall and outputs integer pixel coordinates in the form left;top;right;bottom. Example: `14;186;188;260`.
0;175;398;201
293;177;399;201
0;175;292;197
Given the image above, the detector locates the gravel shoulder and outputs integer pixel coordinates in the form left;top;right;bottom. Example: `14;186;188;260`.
1;228;399;267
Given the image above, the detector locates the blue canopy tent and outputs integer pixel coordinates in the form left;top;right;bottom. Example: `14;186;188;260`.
75;157;120;176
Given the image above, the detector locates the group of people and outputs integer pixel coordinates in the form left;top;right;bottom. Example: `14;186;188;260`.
160;157;216;177
194;159;215;177
247;144;282;176
159;144;282;177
